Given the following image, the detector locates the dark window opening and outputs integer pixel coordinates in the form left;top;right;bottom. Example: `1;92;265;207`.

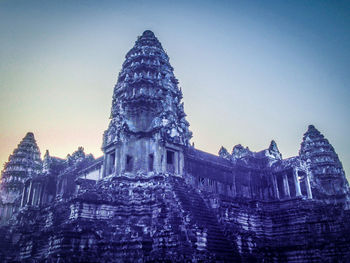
126;155;133;172
167;150;174;164
287;173;296;197
276;175;285;198
148;154;154;171
166;150;175;173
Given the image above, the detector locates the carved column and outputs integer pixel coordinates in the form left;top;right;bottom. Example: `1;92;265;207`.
174;151;179;174
305;173;313;199
102;155;107;177
162;148;167;173
98;165;103;179
179;151;184;176
113;148;117;175
153;144;161;173
232;173;237;197
20;185;26;207
120;144;127;173
272;174;280;199
106;154;111;175
31;184;36;206
293;168;302;197
27;181;33;205
38;183;44;206
283;174;291;198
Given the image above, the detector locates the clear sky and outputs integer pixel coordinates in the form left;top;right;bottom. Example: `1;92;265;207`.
0;0;349;180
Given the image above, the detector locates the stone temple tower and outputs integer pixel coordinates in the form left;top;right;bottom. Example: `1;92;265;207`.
299;125;350;203
0;132;42;223
102;30;192;176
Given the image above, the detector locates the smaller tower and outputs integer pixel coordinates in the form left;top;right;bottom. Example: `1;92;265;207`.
43;150;51;174
268;140;282;160
218;146;230;160
299;125;350;203
0;132;42;223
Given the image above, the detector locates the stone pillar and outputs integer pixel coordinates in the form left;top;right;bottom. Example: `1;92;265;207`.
174;151;179;174
272;174;280;199
162;148;167;173
31;184;37;206
20;185;26;207
113;148;117;175
105;154;111;176
180;151;185;176
305;173;313;199
293;168;302;197
98;166;102;180
120;143;127;173
36;184;40;206
38;183;44;206
27;181;33;205
102;155;107;177
283;174;290;198
153;144;159;173
179;151;184;176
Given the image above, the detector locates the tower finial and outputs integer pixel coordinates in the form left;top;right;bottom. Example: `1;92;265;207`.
142;30;155;38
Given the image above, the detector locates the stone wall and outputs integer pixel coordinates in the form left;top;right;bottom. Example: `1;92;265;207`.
202;192;350;262
1;172;350;262
2;173;239;262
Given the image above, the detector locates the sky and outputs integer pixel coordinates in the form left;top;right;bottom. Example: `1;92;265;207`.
0;0;349;180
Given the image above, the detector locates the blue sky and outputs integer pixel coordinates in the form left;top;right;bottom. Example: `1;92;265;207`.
0;0;349;180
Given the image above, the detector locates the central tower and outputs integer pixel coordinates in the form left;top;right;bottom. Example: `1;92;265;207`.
102;30;192;176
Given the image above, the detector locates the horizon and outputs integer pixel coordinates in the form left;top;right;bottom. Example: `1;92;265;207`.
1;0;349;181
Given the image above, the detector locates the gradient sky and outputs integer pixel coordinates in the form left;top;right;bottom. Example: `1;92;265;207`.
0;0;349;180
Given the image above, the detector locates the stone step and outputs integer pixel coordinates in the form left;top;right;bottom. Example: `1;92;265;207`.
171;177;240;261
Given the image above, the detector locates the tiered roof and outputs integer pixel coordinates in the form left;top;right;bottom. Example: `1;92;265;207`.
113;30;181;102
299;125;344;178
103;30;192;147
1;132;42;191
299;125;350;199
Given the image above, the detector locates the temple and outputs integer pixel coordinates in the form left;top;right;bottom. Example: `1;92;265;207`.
1;30;350;262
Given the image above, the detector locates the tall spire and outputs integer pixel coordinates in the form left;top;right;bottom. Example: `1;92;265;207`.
299;125;350;201
103;30;192;148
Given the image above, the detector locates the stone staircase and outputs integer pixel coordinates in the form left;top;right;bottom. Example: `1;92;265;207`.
170;176;241;262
